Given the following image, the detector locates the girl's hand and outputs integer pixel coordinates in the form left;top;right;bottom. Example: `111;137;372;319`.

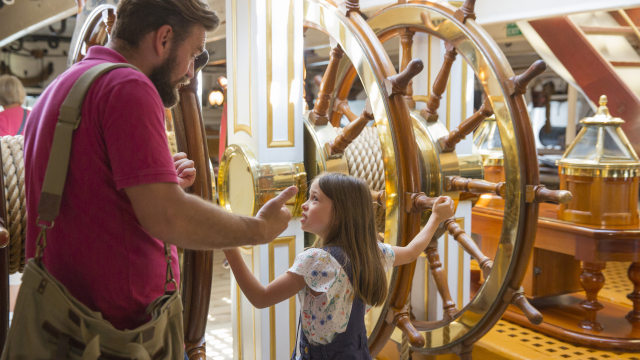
432;196;455;223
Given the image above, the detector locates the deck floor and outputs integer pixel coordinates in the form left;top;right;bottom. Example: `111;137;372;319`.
205;250;233;360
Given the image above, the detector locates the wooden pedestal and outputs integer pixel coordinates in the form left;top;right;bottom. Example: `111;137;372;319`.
472;203;640;351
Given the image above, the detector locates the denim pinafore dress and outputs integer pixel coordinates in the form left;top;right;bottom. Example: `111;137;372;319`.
297;246;371;360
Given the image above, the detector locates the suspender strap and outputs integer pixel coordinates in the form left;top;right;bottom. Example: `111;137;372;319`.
16;108;27;136
37;63;140;223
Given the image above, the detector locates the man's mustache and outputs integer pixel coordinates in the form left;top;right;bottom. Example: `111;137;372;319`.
177;77;190;87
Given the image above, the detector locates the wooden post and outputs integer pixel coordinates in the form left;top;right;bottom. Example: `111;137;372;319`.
579;261;606;332
627;262;640;322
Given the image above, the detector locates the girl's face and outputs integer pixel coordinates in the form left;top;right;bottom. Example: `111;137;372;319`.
301;180;333;239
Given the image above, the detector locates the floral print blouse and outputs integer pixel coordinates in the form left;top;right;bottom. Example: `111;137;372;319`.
287;242;395;345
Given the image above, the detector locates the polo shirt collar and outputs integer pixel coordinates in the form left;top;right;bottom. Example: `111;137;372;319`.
83;46;129;64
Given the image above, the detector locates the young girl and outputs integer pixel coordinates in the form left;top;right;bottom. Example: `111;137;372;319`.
223;172;455;359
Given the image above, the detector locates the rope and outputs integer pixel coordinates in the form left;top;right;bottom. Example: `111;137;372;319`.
335;126;386;231
9;136;26;272
1;136;25;274
166;131;178;156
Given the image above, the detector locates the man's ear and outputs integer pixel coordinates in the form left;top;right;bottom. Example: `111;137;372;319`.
153;24;173;58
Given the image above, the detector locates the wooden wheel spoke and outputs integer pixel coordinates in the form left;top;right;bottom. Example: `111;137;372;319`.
372;191;439;213
102;8;115;37
386;307;426;348
446;176;506;198
371;189;386;209
504;287;543;325
443;218;492;279
454;0;477;23
310;44;345;125
505;60;547;96
386;58;424;96
425;242;458;320
439;100;493;152
447;177;572;204
326;100;373;156
420;43;457;122
0;224;8;249
332;99;358;123
399;28;416;109
526;184;573;204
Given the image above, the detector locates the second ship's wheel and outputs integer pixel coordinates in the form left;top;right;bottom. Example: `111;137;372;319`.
304;0;572;357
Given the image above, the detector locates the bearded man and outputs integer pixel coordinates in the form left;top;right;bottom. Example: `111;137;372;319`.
23;0;296;337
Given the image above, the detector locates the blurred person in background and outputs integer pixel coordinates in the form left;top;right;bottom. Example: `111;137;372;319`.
0;75;29;136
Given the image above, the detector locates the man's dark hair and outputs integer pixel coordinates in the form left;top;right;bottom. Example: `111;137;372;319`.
112;0;219;47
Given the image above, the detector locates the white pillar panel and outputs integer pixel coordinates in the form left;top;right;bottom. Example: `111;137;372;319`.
226;0;258;151
227;0;304;358
257;0;304;164
405;32;432;110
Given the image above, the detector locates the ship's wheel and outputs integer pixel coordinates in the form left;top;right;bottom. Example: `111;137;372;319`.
302;0;572;358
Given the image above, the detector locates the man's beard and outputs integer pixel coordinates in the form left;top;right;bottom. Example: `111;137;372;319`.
148;51;189;108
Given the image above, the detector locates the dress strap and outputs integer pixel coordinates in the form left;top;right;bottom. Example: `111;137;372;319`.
16;107;27;136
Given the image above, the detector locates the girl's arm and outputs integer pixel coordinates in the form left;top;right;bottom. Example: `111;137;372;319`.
392;196;455;266
223;248;307;309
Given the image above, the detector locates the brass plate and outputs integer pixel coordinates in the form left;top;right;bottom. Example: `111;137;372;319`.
219;144;259;216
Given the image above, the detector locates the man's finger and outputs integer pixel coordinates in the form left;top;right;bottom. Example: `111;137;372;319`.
267;186;299;208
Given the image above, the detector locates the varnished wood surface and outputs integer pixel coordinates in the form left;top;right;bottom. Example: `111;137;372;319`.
477;203;640;243
558;174;639;227
473;202;640;350
174;64;215;360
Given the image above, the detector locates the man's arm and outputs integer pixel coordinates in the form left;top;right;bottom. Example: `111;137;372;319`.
125;183;297;250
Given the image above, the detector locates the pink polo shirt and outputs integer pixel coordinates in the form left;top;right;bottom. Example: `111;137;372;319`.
24;46;180;330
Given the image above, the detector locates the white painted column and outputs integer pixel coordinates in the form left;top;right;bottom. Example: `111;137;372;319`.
566;83;578;147
226;0;304;358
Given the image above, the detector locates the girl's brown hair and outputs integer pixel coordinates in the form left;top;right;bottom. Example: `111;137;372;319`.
313;172;387;307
